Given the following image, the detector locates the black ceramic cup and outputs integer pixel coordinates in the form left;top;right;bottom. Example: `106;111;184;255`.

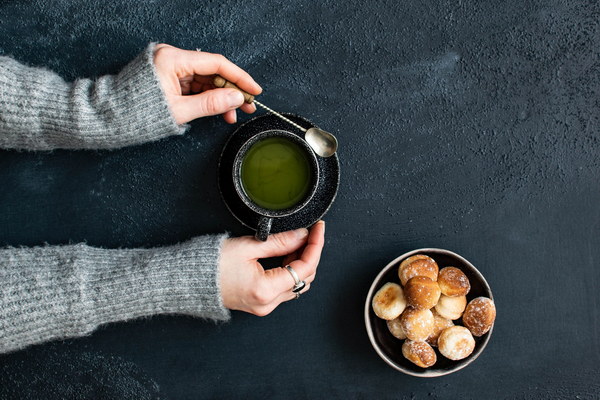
232;130;320;241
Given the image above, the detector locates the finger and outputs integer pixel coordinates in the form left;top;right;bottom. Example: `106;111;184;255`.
223;109;237;124
240;102;257;114
180;49;262;95
247;228;309;259
298;220;325;266
303;272;316;284
176;88;244;122
154;43;172;51
282;283;311;303
267;221;325;294
282;250;299;267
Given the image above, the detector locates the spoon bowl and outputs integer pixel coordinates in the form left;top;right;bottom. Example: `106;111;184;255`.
305;127;338;158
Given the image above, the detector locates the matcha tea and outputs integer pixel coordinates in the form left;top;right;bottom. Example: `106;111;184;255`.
240;137;312;210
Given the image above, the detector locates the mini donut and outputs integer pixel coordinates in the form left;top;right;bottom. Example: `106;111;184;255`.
438;326;475;360
437;267;471;297
386;317;407;340
426;311;454;347
404;276;441;309
463;297;496;336
372;282;407;320
399;307;434;341
398;255;439;286
402;340;437;368
434;294;467;320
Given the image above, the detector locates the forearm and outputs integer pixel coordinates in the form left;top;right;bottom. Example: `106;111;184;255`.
0;235;230;354
0;43;186;151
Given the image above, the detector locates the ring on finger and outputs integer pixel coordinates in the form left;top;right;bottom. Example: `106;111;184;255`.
285;265;306;293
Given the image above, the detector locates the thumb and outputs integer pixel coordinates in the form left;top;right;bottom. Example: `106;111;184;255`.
177;88;245;122
247;228;309;259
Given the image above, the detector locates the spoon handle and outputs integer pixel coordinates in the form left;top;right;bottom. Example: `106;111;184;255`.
253;100;307;133
212;76;255;104
212;76;308;133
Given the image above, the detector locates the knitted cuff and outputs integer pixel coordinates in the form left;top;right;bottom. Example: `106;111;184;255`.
86;234;231;326
0;235;232;354
108;42;188;146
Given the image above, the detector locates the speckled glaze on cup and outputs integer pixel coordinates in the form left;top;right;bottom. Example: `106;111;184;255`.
364;248;495;377
232;129;320;241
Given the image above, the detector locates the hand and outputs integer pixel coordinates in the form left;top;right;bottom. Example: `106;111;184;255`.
219;221;325;316
153;43;262;125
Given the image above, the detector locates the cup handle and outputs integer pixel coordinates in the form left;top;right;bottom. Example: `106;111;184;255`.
255;216;273;241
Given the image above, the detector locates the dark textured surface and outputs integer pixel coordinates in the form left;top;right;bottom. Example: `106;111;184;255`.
1;0;599;399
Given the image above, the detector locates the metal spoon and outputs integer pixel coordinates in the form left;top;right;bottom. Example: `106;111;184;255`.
213;76;338;158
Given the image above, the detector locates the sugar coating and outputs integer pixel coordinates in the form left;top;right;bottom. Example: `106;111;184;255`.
386;317;407;339
402;340;437;368
435;294;467;320
438;267;471;297
463;297;496;336
372;282;407;320
399;307;434;341
405;276;441;309
398;255;439;286
438;326;475;360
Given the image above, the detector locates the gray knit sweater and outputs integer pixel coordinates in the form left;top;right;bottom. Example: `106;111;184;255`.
0;44;231;354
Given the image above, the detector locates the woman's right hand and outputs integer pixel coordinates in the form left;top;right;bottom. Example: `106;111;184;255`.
153;43;262;125
219;221;325;316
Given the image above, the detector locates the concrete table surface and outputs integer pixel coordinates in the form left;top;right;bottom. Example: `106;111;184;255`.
0;0;598;398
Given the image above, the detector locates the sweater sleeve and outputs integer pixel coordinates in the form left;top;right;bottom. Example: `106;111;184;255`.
0;43;186;150
0;234;231;354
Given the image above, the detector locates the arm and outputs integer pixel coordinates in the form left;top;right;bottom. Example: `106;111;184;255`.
0;43;262;151
0;44;185;150
0;222;325;354
0;235;230;354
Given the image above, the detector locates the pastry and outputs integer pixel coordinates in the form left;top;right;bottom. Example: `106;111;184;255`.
434;294;467;320
437;267;471;297
462;297;496;336
398;255;439;286
404;276;441;309
438;326;475;360
426;311;454;347
372;282;407;320
386;317;407;340
399;307;434;341
402;340;437;368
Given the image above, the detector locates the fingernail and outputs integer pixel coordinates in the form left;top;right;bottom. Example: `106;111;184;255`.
227;91;244;107
295;228;309;239
317;220;325;233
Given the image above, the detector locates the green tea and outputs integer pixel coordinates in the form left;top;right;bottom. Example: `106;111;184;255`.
241;137;312;210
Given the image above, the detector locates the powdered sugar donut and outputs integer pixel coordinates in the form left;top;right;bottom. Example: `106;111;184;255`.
434;294;467;320
463;297;496;336
438;326;475;360
386;316;407;340
404;276;441;309
372;282;407;320
438;267;471;297
398;255;439;286
402;340;437;368
399;307;435;341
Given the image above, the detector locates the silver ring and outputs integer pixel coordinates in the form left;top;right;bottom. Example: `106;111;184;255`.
285;265;306;293
295;292;300;300
285;265;300;285
292;280;306;293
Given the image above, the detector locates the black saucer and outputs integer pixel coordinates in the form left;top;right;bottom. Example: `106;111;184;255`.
218;113;340;235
